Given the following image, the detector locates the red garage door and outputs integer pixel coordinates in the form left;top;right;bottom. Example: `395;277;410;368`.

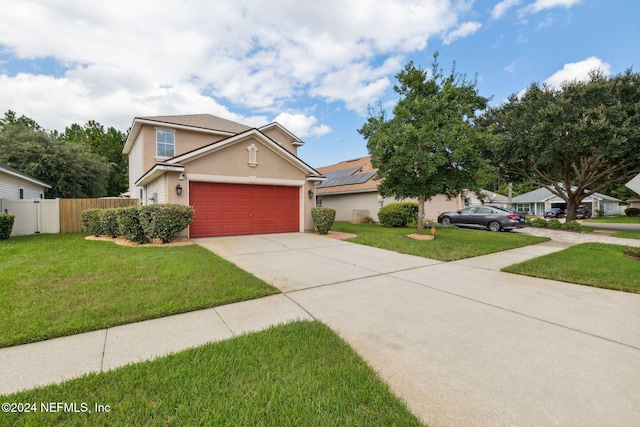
189;182;299;237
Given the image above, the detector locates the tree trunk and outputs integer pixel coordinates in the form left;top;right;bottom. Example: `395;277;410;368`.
565;198;578;222
417;194;426;235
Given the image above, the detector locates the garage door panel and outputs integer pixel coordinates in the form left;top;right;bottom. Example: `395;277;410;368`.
189;182;299;237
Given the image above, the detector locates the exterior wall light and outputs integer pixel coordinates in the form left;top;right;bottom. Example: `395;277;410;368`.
176;184;183;196
308;189;314;198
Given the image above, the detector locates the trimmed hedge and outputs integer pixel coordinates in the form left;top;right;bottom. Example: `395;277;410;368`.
626;207;640;217
116;207;148;244
82;204;194;244
81;209;104;237
101;208;120;238
0;214;15;241
378;202;419;228
138;204;195;244
312;207;336;235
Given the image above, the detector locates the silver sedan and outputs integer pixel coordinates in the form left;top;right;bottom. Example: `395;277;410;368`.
437;206;527;232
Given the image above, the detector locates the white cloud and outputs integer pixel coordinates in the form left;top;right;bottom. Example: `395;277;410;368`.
0;0;469;132
528;0;582;13
443;22;482;45
273;112;331;138
543;56;611;89
491;0;521;19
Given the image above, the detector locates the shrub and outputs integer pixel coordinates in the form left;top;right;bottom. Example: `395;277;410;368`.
547;219;562;229
312;207;336;235
117;207;149;244
0;214;15;241
378;202;419;228
528;218;548;228
139;204;194;243
101;209;120;238
562;220;582;231
625;247;640;260
81;209;104;237
625;207;640;217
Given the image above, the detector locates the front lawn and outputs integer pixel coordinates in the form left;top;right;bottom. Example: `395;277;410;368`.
502;243;640;293
1;321;424;427
583;215;640;224
0;234;278;347
331;222;548;261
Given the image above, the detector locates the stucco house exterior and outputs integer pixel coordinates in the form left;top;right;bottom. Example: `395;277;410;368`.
0;162;50;205
511;186;621;216
123;114;324;237
315;156;463;222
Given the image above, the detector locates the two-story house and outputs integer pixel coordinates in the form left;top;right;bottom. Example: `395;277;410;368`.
123;114;324;238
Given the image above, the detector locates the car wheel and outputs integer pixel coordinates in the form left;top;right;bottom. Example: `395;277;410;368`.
441;217;452;226
488;221;502;232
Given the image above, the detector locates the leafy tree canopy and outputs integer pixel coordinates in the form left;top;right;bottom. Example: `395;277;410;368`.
359;53;491;234
481;69;640;220
59;120;128;196
0;111;112;198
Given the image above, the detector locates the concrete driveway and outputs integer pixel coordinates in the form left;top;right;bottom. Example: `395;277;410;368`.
194;232;640;426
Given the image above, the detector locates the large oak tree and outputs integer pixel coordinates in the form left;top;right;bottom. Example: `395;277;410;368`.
359;54;490;234
481;69;640;220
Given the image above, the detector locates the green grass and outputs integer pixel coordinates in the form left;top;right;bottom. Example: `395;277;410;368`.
0;234;278;347
0;321;424;427
502;243;640;293
583;215;640;224
331;222;548;261
610;230;640;239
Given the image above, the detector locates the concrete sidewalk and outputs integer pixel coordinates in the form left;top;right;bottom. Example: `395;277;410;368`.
2;231;639;426
0;294;312;396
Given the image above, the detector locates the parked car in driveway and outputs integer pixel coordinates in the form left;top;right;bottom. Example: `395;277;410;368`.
543;208;564;218
576;205;591;219
437;206;527;232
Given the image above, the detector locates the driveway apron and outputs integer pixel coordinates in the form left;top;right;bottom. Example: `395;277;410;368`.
194;232;640;427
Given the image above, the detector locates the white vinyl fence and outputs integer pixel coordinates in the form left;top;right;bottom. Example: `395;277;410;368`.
0;198;60;236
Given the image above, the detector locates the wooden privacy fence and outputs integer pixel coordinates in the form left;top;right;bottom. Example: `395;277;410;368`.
60;198;140;233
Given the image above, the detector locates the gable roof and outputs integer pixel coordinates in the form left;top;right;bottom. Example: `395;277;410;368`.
316;156;379;195
626;173;640;196
0;162;51;189
512;185;621;203
123;114;252;154
123;114;305;154
135;129;323;187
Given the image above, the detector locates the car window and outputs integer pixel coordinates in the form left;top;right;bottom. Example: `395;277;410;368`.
460;207;476;214
476;207;492;214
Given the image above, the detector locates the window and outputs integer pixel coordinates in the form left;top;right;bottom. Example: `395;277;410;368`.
19;188;24;199
156;129;175;158
316;196;323;207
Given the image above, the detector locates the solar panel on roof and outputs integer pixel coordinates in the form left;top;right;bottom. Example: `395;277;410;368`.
318;171;376;188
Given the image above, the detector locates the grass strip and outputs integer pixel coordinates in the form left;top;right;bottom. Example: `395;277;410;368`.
0;321;425;427
583;216;640;224
0;234;278;347
502;243;640;293
332;222;548;261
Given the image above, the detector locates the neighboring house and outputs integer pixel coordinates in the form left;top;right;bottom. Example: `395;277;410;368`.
626;173;640;209
123;114;324;237
0;162;50;208
511;185;621;216
315;156;463;222
464;189;509;208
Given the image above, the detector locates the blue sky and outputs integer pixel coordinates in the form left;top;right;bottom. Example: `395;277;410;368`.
0;0;638;168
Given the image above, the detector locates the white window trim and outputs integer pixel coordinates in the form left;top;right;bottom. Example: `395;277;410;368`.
155;128;176;159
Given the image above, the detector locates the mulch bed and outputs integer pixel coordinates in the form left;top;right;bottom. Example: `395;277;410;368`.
85;235;193;247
